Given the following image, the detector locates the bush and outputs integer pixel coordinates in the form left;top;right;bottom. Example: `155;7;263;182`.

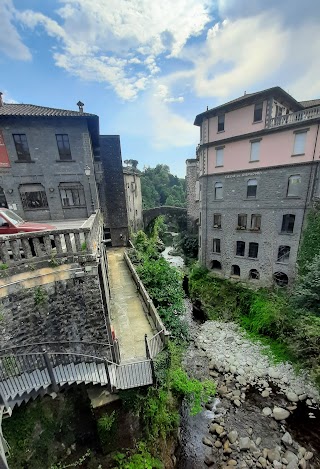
293;254;320;315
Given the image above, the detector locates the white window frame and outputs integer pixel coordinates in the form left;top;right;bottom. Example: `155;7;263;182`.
293;131;307;155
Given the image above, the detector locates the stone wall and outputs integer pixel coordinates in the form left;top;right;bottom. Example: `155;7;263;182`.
123;168;143;232
186;159;199;233
0;264;109;353
199;162;313;285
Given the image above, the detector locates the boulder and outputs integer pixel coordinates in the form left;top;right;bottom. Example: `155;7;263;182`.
202;436;213;446
228;430;238;444
239;437;251;450
261;390;269;398
215;440;222;448
304;451;313;461
299;459;307;469
267;448;281;463
284;450;299;464
287;462;299;469
272;407;290;421
258;457;267;468
262;407;272;416
281;432;293;445
273;462;282;469
286;392;299;403
268;368;281;379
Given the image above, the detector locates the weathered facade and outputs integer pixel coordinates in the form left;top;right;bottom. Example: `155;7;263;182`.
192;87;320;286
186;158;199;233
0;101;99;221
123;167;143;232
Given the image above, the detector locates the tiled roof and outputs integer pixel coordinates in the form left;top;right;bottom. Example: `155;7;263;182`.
299;99;320;108
0;103;96;117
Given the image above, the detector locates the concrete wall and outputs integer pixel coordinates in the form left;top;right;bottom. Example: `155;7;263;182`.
123;169;143;232
199;163;314;285
206;123;320;175
0;117;98;221
186;159;199;232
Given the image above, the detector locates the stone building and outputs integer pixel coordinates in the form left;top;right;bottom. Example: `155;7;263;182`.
192;86;320;286
0;95;99;221
123;166;143;232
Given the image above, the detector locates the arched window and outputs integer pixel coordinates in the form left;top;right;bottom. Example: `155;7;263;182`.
215;182;223;200
247;179;257;198
273;272;288;287
211;260;222;270
249;269;260;280
231;265;240;277
287;175;301;197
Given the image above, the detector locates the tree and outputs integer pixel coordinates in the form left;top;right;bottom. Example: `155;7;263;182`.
293;254;320;315
124;159;139;169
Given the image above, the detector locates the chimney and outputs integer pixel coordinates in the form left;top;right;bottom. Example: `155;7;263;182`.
0;92;3;107
244;91;247;95
77;100;84;113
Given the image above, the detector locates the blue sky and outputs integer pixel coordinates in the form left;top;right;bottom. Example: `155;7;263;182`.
1;0;320;177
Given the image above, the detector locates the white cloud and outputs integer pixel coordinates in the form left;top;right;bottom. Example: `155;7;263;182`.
0;0;31;61
154;84;184;103
1;89;18;104
17;0;212;100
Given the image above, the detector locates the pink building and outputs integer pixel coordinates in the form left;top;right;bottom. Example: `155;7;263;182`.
192;87;320;285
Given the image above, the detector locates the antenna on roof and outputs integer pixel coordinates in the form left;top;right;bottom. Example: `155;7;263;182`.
77;101;84;113
244;91;246;95
206;106;208;111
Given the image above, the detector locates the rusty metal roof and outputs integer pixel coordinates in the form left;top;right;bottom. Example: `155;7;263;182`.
0;103;96;117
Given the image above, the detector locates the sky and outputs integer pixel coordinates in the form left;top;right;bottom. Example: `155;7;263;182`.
1;0;320;177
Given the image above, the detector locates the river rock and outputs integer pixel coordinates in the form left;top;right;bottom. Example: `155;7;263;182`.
261;390;269;398
262;407;272;416
216;425;224;435
258;457;267;468
268;368;281;379
273;462;282;469
281;432;293;445
256;437;262;446
287;462;299;469
299;459;307;469
304;451;313;460
286;392;299;402
267;448;281;463
298;394;307;401
239;437;251;450
215;440;222;448
227;460;237;466
204;454;215;466
272;407;290;420
234;399;241;407
228;430;238;444
202;436;213;446
284;451;299;464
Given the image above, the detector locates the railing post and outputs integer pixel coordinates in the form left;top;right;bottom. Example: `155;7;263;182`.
113;339;121;365
43;351;58;392
104;360;113;392
145;334;150;359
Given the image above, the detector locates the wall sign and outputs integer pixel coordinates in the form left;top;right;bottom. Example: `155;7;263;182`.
0;131;11;168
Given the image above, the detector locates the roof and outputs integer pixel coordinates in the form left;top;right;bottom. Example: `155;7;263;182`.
194;86;302;126
0;103;96;117
299;99;320;109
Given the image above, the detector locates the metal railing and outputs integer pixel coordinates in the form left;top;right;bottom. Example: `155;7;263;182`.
268;106;320;128
147;330;165;359
0;211;102;267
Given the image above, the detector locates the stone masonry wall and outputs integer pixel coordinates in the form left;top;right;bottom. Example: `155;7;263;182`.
186;159;199;233
199;162;313;285
0;270;109;353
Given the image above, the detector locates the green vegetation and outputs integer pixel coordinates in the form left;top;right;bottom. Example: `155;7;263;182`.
50;450;91;469
113;442;163;469
0;263;8;270
34;286;47;306
297;207;320;275
189;261;320;385
97;411;116;447
141;164;186;209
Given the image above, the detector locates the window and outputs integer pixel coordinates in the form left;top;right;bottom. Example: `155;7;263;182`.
231;265;240;277
213;213;221;228
218;114;225;132
249;269;260;280
56;134;71;160
273;272;288;287
213;238;221;253
13;134;31;161
250;140;260;162
211;260;221;270
236;241;245;256
20;184;48;210
216;147;224;167
248;242;259;258
195;181;200;201
287;175;301;197
251;214;261;231
59;182;85;207
293;131;307;155
277;245;291;263
247;179;257;198
253;102;263;122
237;214;247;230
215;182;223;199
281;214;295;233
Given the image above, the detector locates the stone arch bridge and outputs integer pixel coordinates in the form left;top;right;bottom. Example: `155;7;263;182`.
143;206;187;231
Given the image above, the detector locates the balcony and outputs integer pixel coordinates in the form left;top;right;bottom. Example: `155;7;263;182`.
268;106;320;128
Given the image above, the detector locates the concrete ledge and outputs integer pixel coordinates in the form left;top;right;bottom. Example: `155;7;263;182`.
123;250;168;342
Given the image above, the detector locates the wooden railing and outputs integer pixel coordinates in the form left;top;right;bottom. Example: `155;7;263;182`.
0;211;102;267
268;106;320;128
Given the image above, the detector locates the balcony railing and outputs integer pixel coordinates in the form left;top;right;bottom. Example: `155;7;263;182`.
0;211;102;268
268;106;320;128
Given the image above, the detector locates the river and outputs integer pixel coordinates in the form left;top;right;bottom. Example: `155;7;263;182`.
161;245;320;468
